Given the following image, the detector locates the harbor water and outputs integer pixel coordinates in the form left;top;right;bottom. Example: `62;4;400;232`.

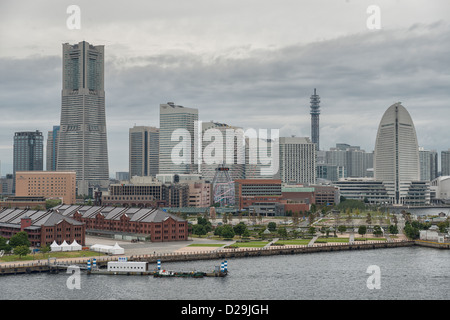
1;246;449;300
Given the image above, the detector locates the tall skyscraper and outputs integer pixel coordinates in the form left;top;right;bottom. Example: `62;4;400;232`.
56;41;109;195
159;102;198;175
129;126;159;178
13;131;44;175
325;144;373;178
279;137;316;185
201;121;245;182
419;147;431;181
374;103;421;204
46;125;60;171
430;150;439;180
441;149;450;176
310;88;321;151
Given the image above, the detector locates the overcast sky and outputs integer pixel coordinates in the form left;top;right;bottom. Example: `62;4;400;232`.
0;0;449;177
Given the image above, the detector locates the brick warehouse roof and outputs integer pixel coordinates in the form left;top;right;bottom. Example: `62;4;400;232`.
52;205;186;223
0;207;83;229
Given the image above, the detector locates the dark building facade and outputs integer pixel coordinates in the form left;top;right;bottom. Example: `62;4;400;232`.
13;131;44;186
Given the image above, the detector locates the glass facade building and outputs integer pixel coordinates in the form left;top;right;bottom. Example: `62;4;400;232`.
57;41;109;195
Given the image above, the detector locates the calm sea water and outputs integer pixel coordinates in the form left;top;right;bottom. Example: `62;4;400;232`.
1;246;449;301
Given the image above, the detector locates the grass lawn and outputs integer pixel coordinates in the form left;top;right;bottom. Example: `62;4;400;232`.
0;250;105;263
315;237;349;243
354;238;387;241
274;239;311;245
233;241;269;248
187;243;226;247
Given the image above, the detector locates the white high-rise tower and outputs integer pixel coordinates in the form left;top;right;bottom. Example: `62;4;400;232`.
374;102;421;204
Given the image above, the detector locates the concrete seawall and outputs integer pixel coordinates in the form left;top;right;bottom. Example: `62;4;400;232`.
132;240;415;264
0;240;415;276
414;240;450;249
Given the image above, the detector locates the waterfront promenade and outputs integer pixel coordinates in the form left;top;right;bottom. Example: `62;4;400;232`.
0;235;416;275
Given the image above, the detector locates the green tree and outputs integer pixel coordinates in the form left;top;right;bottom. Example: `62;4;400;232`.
9;231;31;248
358;225;367;238
366;212;372;226
403;221;420;239
14;245;30;259
192;224;207;236
338;225;347;234
39;244;51;256
46;199;62;210
197;217;212;233
277;227;288;239
308;212;316;225
388;224;398;235
0;236;12;253
308;226;316;236
214;225;223;236
373;225;383;237
221;224;235;239
233;222;247;238
267;222;277;232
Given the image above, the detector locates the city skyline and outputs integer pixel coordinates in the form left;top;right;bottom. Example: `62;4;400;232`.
1;1;449;176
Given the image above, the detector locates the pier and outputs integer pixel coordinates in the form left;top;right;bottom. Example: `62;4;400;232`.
0;240;415;276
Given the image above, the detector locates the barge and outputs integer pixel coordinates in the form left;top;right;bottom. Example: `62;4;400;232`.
86;257;228;278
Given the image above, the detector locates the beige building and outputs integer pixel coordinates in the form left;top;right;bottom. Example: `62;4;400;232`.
15;171;76;205
188;182;212;207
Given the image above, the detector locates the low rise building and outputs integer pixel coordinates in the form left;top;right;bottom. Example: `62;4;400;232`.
54;204;189;242
234;179;282;210
0;207;85;247
15;171;76;205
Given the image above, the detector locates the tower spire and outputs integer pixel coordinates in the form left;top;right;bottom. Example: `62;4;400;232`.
310;88;321;151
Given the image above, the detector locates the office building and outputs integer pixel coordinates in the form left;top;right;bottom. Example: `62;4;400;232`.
57;41;109;196
325;144;373;178
245;137;279;180
46;126;60;171
159;102;198;175
430;150;439;181
200;121;245;182
15;171;77;205
279;137;316;185
13;131;44;176
442;149;450;176
0;174;14;196
234;179;282;210
129;126;159;178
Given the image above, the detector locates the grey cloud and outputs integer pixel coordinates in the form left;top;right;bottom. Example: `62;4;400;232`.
1;20;449;174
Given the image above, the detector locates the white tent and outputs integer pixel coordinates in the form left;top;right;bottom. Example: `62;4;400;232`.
111;242;124;255
60;240;71;252
50;240;61;252
90;244;110;253
90;243;124;255
70;240;82;251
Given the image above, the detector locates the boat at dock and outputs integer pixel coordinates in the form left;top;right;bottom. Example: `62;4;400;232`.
85;257;228;278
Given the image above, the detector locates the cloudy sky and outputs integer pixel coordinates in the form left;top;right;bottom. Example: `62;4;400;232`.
0;0;449;177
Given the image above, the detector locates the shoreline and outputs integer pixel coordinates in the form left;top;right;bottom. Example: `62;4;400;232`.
0;239;417;276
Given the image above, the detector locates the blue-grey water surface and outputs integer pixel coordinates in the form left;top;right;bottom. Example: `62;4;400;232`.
1;246;449;300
